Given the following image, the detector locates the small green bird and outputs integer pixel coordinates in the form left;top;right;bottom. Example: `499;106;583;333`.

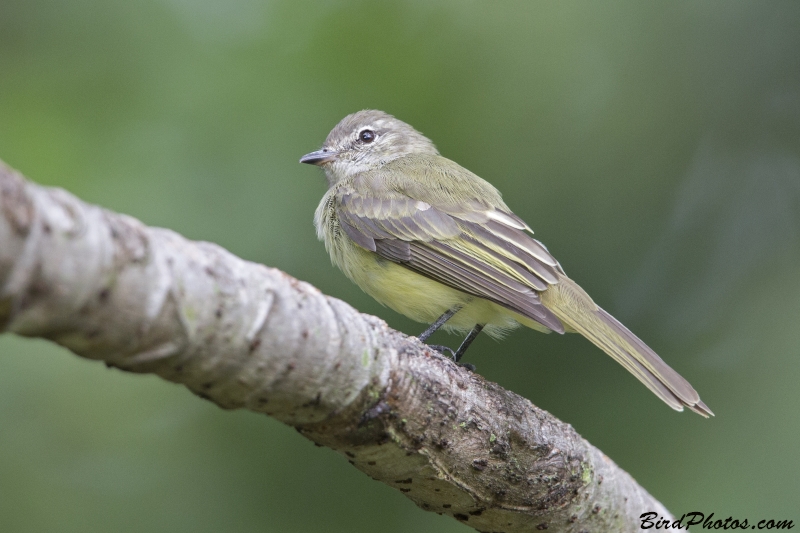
301;110;712;417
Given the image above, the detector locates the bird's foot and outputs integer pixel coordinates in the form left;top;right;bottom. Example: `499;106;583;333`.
426;345;477;371
427;344;456;358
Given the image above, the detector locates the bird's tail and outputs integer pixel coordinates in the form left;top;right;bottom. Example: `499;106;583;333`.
541;275;713;417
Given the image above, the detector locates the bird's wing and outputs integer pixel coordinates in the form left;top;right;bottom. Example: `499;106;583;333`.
335;188;565;333
335;162;711;416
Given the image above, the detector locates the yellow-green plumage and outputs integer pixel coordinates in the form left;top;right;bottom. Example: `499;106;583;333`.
315;156;552;339
303;110;712;417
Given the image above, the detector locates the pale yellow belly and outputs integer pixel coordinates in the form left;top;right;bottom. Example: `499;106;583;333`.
333;240;528;339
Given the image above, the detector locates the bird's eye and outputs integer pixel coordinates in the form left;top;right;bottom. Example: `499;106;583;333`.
358;129;376;143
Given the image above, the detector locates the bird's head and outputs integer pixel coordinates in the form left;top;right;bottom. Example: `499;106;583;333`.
300;110;438;184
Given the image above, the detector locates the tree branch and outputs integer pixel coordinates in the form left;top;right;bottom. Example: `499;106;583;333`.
0;159;671;532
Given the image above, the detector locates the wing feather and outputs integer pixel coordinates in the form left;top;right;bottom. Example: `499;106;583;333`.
354;215;393;239
457;236;550;291
409;244;562;331
374;239;411;262
339;216;376;252
337;191;564;333
475;220;559;267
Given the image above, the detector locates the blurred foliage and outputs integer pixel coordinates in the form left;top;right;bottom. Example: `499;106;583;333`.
1;0;799;531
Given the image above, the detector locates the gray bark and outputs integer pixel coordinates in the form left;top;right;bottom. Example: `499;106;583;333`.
0;160;672;532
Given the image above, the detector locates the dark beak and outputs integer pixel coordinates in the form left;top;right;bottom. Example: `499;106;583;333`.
299;149;337;166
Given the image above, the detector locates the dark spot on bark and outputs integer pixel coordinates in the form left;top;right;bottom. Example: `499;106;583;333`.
86;329;101;339
399;488;410;493
345;451;355;458
491;443;508;456
20;279;49;309
434;488;440;492
249;338;261;353
197;392;212;401
348;460;354;465
597;475;603;484
175;365;183;372
569;515;578;523
204;266;216;277
257;397;268;404
395;478;412;484
334;361;341;370
301;330;308;339
442;504;451;508
592;505;601;514
287;363;295;371
367;461;376;466
201;382;214;390
360;400;389;426
98;289;110;302
469;508;485;516
453;514;469;521
215;307;223;318
42;222;51;234
472;458;488;471
536;524;548;530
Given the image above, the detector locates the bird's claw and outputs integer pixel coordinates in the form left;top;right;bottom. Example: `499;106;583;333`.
427;344;456;359
426;345;476;372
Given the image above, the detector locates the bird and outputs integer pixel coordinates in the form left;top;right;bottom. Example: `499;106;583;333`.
300;109;712;417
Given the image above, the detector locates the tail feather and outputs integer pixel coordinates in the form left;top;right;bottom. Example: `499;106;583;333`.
541;276;713;417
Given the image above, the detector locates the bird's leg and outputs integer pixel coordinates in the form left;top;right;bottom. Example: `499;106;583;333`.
418;306;461;342
418;307;481;371
453;324;484;370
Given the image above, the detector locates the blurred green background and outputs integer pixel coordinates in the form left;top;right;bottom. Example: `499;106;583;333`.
1;0;798;531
